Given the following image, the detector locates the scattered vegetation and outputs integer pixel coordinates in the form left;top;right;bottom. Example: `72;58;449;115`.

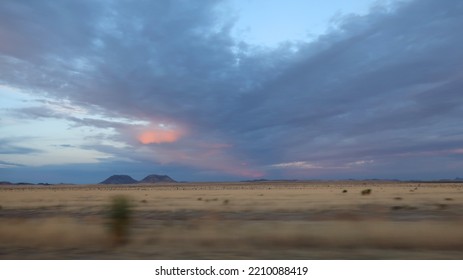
435;203;448;210
2;182;463;259
107;195;132;245
391;205;417;211
361;189;372;195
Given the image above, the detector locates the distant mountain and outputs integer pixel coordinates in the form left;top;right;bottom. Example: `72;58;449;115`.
241;179;269;182
433;177;463;183
0;181;52;186
139;174;176;184
100;175;138;184
99;174;176;184
241;179;300;183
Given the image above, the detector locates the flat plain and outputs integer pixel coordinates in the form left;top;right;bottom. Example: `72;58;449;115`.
1;181;463;259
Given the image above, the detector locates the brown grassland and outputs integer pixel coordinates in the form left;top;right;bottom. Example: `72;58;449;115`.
1;181;463;259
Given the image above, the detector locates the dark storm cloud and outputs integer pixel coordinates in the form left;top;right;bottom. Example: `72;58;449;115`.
228;0;463;174
1;0;463;180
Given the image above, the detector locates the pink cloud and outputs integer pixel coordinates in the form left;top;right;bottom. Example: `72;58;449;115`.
138;129;182;144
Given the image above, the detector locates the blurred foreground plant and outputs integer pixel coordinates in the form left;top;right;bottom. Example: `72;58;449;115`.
107;195;132;245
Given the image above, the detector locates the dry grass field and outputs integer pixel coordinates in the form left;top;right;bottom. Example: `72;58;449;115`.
1;181;463;259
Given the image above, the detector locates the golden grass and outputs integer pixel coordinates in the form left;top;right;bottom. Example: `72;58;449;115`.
1;181;463;259
0;217;108;248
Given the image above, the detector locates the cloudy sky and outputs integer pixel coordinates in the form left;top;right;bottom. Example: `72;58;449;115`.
1;0;463;183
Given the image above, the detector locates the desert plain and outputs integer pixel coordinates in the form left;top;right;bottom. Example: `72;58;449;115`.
0;181;463;259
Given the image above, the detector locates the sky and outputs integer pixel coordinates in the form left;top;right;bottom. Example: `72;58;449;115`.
1;0;463;183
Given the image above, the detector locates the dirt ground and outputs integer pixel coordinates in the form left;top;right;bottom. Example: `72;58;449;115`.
1;181;462;259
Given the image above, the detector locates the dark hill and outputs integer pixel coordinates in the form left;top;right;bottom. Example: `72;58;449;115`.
100;175;138;184
139;174;176;183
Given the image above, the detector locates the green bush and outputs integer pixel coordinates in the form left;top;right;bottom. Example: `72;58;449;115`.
107;195;132;245
361;189;372;195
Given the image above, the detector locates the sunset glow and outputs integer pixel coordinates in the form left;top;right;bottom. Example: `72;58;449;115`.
138;130;182;144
